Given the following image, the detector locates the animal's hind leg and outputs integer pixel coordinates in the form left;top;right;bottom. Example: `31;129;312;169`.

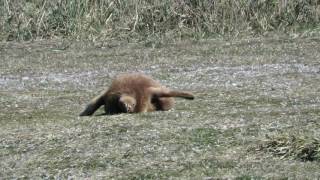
152;97;174;111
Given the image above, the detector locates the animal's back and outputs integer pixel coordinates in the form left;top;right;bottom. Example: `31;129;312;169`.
108;73;160;94
107;73;165;112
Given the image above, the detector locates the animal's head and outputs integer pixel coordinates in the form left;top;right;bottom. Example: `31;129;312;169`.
119;95;136;113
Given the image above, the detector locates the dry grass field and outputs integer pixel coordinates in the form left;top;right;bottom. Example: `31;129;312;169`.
0;37;319;179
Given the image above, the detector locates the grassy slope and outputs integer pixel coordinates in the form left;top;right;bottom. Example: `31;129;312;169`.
0;37;320;179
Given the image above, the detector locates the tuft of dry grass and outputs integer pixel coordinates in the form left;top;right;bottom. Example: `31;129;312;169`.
256;134;320;162
1;0;320;41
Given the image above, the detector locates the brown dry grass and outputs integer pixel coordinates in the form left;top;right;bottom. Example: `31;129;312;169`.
1;0;320;41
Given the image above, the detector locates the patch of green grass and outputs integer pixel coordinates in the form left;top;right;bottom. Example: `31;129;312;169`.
200;158;236;170
235;175;264;180
123;158;238;179
190;128;219;146
127;169;182;180
80;155;115;170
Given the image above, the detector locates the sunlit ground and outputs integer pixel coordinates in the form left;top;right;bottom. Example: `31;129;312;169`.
0;37;319;179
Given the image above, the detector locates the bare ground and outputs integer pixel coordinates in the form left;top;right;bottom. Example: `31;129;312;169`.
0;37;320;179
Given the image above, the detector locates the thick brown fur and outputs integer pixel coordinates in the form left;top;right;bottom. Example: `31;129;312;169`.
79;73;194;116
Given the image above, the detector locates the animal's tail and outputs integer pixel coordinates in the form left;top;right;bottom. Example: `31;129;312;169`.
149;87;194;100
79;93;105;116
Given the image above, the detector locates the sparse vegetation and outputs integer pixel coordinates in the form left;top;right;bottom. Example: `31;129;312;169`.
1;0;320;41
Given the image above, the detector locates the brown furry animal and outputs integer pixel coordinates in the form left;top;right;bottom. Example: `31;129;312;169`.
79;73;194;116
